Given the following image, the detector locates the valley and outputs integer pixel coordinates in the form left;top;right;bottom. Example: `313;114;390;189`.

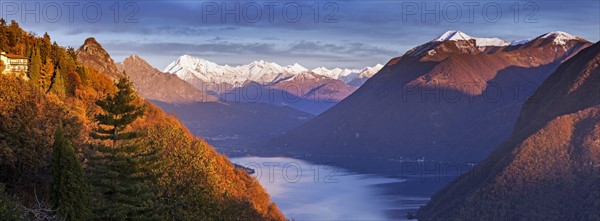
1;1;598;219
132;31;599;220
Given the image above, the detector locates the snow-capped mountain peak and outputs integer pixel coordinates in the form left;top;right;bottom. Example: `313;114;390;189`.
432;30;509;47
164;55;383;88
433;30;474;42
539;31;578;44
409;30;585;57
286;63;308;73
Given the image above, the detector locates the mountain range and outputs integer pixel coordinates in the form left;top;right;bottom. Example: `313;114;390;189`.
74;30;599;219
164;55;383;88
418;41;600;220
111;53;312;154
164;55;383;114
269;31;591;167
86;30;593;167
106;51;384;150
79;28;600;220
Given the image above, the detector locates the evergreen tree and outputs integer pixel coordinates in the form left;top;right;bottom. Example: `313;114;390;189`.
40;32;51;63
49;68;66;98
88;77;160;220
39;59;54;92
28;46;41;84
50;127;91;221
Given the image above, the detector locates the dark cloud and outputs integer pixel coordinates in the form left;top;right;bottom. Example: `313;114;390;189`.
104;39;397;58
10;0;599;69
289;41;397;57
104;41;278;56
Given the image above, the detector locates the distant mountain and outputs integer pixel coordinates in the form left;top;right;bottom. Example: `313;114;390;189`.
116;55;217;103
230;71;358;114
273;71;356;102
115;55;313;152
164;55;382;114
164;55;382;87
417;41;600;220
311;64;384;86
270;31;591;166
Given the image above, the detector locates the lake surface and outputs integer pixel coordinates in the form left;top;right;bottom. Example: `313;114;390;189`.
232;156;436;220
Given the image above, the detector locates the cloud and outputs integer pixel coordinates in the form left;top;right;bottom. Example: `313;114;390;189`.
104;39;398;58
13;0;599;69
103;41;278;56
103;39;398;69
288;41;397;57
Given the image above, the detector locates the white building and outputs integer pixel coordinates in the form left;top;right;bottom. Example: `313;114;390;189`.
1;52;28;80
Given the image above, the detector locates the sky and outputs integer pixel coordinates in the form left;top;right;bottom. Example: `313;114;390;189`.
3;0;599;70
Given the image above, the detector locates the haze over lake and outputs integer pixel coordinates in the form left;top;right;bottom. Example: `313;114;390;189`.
232;157;429;220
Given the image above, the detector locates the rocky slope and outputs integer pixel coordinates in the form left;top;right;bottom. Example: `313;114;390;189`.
76;38;123;80
417;41;600;221
271;31;591;166
116;55;216;103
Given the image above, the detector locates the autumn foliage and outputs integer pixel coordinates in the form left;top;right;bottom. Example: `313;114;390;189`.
0;20;284;220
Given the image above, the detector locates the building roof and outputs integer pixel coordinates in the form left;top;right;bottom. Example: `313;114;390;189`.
2;53;27;59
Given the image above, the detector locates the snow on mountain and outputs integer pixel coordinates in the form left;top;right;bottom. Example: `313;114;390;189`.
361;64;384;78
286;63;308;73
433;30;581;47
433;30;474;42
508;32;578;46
163;56;292;87
164;55;383;87
539;31;579;45
432;30;509;47
510;39;531;46
474;38;509;47
409;30;582;57
311;67;360;83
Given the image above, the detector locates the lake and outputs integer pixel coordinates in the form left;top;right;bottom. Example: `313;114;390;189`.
231;156;457;220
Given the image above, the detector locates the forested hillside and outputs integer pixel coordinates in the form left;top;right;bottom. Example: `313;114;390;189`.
0;20;284;220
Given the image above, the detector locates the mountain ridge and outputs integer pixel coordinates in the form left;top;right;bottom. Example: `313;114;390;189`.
270;31;591;167
76;37;123;80
163;54;381;114
164;54;383;89
116;54;217;103
417;41;600;221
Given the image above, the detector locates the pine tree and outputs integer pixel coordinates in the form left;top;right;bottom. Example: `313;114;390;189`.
28;46;41;84
88;77;160;220
40;32;51;63
39;59;54;92
49;68;66;98
50;127;91;221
